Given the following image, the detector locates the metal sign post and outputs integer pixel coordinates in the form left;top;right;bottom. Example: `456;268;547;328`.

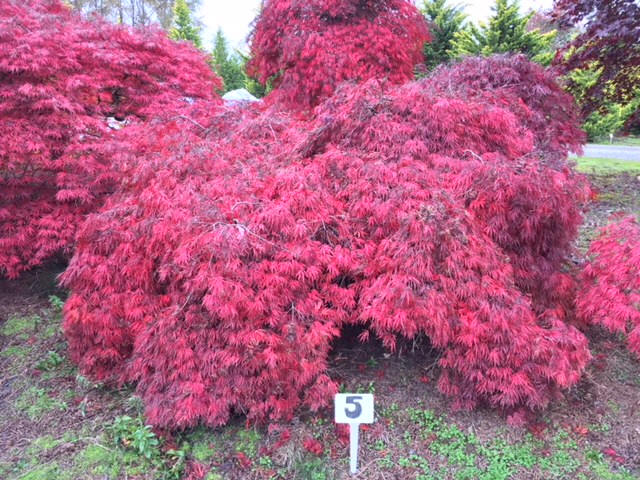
334;393;375;475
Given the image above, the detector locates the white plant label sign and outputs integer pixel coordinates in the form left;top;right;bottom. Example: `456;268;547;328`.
334;393;374;474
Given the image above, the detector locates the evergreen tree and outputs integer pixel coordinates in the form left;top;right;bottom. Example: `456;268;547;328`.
169;0;202;48
421;0;467;70
238;51;269;98
452;0;556;64
212;29;246;93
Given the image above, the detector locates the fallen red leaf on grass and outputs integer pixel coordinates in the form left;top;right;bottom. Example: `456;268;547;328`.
234;452;252;469
574;425;589;436
602;447;625;463
303;437;324;456
527;422;548;438
184;461;208;480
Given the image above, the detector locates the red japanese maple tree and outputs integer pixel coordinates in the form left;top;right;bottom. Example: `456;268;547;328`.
426;56;590;310
62;55;592;429
553;0;640;121
0;0;221;278
247;0;430;108
578;216;640;358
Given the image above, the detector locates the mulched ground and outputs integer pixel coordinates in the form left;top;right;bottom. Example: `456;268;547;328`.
578;172;640;250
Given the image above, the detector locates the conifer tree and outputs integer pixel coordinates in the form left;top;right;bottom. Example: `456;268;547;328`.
452;0;556;64
211;29;246;93
169;0;201;48
421;0;467;70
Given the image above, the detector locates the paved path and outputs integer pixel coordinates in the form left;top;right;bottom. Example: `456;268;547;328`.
581;144;640;161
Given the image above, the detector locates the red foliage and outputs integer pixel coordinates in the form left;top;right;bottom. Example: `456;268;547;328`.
63;104;341;428
578;216;640;358
553;0;640;120
248;0;430;108
0;0;221;278
303;437;324;456
62;55;592;429
427;55;586;161
183;461;208;480
423;56;589;314
602;447;625;464
315;55;590;311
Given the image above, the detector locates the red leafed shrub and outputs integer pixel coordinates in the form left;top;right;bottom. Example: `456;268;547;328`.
0;0;221;278
427;55;586;161
248;0;430;108
63;104;342;428
63;55;592;429
578;216;640;357
425;55;589;308
311;57;590;310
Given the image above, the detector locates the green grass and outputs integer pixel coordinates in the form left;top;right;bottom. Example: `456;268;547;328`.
1;346;31;359
2;300;639;480
619;137;640;146
591;137;640;147
15;387;68;420
575;157;640;175
2;315;41;340
391;408;636;480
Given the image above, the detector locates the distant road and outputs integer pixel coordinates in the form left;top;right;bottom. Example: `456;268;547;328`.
579;144;640;162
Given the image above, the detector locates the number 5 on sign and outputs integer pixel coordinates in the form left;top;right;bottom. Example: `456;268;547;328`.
335;394;374;474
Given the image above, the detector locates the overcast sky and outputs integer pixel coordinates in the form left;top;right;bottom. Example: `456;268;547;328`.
198;0;555;52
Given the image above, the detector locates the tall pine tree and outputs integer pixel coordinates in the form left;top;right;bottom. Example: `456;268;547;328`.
212;29;246;93
169;0;202;48
421;0;467;70
452;0;556;64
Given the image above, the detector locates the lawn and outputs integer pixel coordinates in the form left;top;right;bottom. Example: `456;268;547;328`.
590;137;640;147
575;157;640;175
613;137;640;147
1;170;639;480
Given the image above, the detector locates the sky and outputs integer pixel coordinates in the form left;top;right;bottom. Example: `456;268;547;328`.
197;0;555;52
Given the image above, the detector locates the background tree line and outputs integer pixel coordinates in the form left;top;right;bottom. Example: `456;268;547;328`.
421;0;639;140
71;0;638;139
68;0;200;28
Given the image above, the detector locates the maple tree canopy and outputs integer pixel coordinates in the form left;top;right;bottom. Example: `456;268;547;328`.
62;55;593;429
0;0;221;278
5;0;637;432
248;0;430;108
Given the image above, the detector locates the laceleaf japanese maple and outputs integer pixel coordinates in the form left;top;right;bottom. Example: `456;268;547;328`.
322;55;590;309
578;216;640;358
63;55;592;429
427;55;586;161
247;0;430;108
0;0;221;278
63;103;344;427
